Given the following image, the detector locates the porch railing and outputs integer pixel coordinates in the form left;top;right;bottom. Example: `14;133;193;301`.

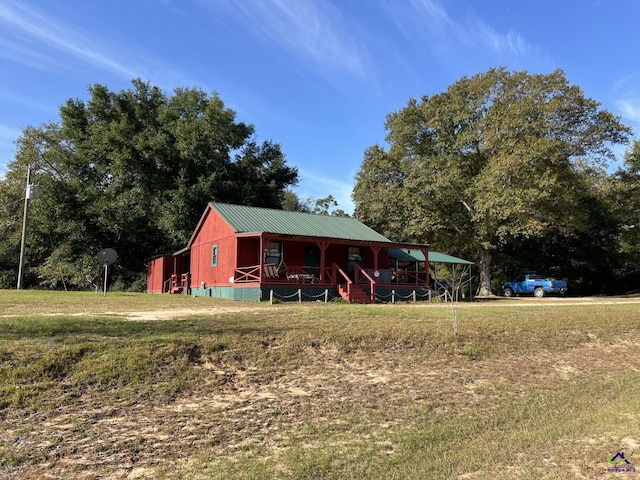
164;273;191;293
333;263;352;287
232;263;428;289
354;264;376;301
234;264;261;283
233;264;333;284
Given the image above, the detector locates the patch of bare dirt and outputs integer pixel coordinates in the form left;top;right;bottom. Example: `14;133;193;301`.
0;305;267;322
108;306;266;321
91;295;640;323
3;298;640;478
3;334;640;479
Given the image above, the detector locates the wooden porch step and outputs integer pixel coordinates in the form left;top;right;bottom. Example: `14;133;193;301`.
349;290;373;304
337;284;373;304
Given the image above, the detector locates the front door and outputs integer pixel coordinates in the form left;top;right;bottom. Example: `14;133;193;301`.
304;246;320;276
346;246;362;278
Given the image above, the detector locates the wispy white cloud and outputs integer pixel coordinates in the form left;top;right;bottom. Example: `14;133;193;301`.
210;0;370;79
297;167;355;213
392;0;543;61
0;87;58;114
0;1;139;78
0;35;61;72
407;0;454;35
617;98;640;123
611;74;640;127
472;23;532;56
385;0;462;54
466;16;545;62
0;124;21;145
0;124;20;172
613;74;637;92
0;1;188;86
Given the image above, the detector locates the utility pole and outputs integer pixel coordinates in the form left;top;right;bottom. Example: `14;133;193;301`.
17;167;33;289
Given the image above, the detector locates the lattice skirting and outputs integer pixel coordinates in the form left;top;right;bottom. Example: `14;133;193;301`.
189;286;434;303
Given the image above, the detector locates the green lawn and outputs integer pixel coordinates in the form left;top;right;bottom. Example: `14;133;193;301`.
0;290;639;479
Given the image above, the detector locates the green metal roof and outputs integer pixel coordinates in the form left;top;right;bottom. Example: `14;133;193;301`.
388;248;420;262
430;251;473;264
211;202;393;243
389;248;473;265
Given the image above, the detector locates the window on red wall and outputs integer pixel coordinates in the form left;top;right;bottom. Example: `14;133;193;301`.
211;244;218;267
265;241;282;265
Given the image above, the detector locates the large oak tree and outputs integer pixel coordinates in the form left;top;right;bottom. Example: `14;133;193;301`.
0;80;298;289
353;68;630;295
612;140;640;289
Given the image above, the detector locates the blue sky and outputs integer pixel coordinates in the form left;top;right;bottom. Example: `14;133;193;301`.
1;0;639;213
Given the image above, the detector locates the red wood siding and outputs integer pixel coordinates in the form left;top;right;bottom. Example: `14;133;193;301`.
282;241;308;266
189;207;237;287
380;249;390;268
146;255;173;293
237;238;260;267
173;255;187;277
324;244;349;268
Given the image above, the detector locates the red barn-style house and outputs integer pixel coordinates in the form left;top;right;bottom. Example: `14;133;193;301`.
147;202;432;303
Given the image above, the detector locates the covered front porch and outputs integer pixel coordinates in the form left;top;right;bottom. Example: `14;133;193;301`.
231;234;430;303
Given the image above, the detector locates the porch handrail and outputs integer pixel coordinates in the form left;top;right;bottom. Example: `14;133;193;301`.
333;263;352;286
355;264;376;301
163;275;175;293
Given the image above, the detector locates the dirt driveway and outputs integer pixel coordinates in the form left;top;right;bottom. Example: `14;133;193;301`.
113;295;640;321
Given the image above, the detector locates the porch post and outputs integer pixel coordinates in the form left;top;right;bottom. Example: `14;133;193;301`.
370;245;382;272
260;235;264;282
317;241;329;282
395;259;399;284
421;247;430;288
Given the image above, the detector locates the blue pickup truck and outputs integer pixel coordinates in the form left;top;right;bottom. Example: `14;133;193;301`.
501;274;568;298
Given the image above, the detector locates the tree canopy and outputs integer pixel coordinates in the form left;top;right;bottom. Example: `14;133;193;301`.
353;68;631;295
0;80;298;289
612;140;640;287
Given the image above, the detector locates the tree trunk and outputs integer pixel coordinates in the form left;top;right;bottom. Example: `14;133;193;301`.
477;245;493;296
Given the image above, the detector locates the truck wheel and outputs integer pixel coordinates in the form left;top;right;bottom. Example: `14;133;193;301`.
534;287;545;298
503;287;514;298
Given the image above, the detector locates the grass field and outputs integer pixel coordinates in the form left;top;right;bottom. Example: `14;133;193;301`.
1;290;639;479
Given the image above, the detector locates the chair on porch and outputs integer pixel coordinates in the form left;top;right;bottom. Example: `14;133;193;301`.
264;263;280;279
